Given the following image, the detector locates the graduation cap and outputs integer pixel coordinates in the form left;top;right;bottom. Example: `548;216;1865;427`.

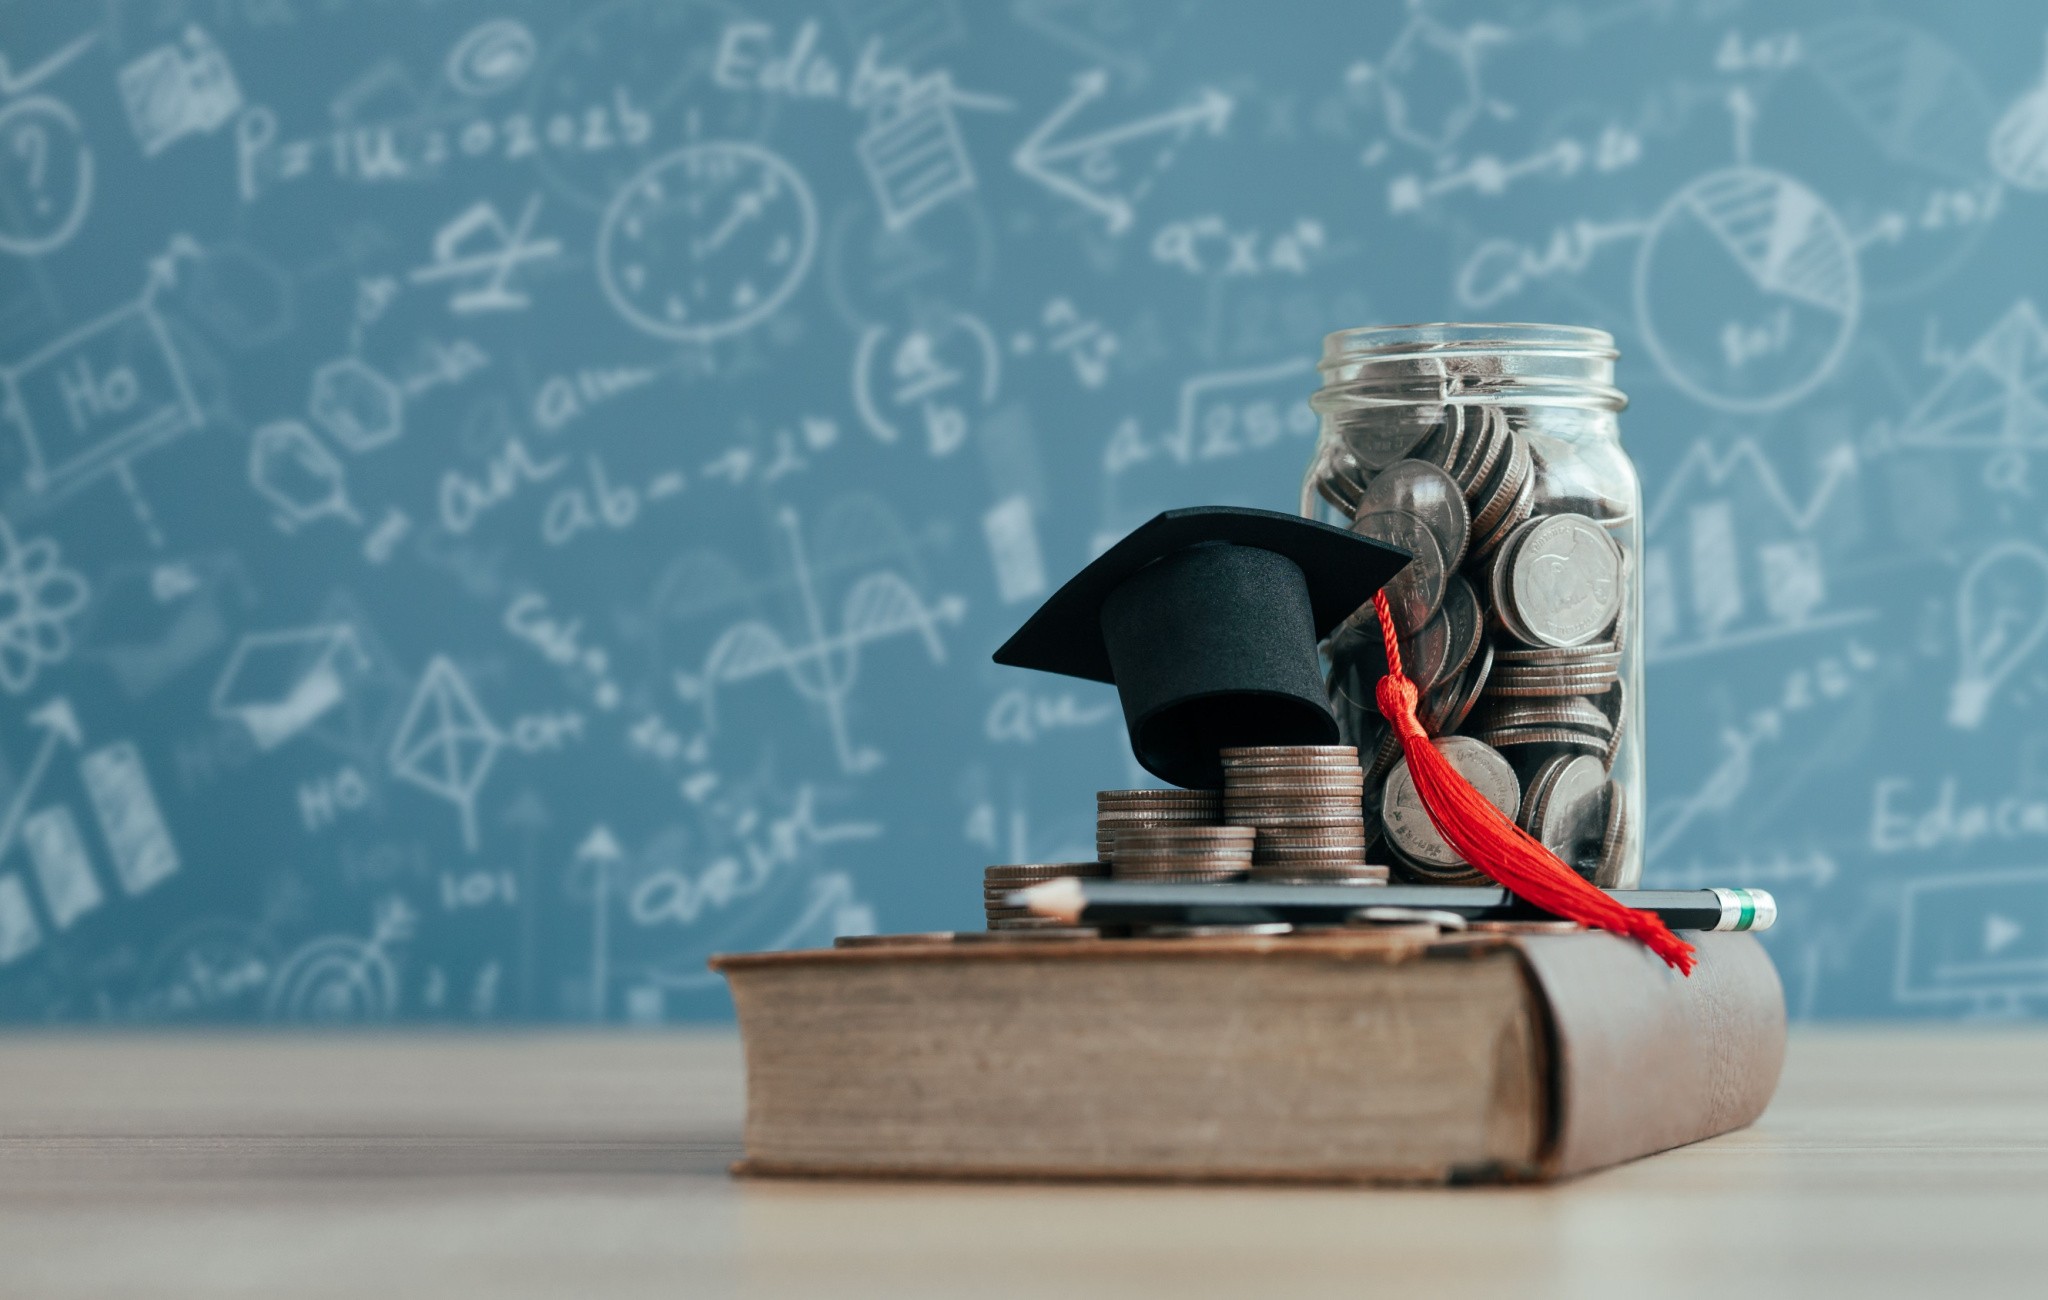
993;506;1411;789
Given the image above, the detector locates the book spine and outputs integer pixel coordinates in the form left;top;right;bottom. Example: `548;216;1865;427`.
1516;931;1786;1178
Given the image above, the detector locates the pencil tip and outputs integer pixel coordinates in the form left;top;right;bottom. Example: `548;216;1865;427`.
1008;876;1085;924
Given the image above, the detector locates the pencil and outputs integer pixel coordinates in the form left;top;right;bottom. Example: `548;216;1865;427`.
1008;880;1776;932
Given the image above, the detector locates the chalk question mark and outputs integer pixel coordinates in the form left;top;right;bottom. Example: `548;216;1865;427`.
11;122;50;213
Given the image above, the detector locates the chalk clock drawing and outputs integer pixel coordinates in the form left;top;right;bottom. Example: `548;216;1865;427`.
596;140;818;344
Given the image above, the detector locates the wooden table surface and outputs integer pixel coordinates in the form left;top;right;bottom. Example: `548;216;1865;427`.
0;1028;2042;1299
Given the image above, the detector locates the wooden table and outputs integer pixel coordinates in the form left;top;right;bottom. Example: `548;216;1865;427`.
0;1029;2041;1298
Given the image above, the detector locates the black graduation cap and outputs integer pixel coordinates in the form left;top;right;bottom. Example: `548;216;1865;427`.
993;505;1411;789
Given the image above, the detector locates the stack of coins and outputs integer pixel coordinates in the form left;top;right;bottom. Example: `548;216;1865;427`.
1311;399;1636;886
1219;745;1388;884
1094;788;1221;861
983;862;1108;930
1108;826;1254;882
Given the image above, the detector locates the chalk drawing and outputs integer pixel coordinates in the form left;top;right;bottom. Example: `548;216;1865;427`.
444;19;538;98
1012;69;1232;234
265;897;413;1023
1949;542;2048;730
673;508;965;774
389;656;503;851
249;420;362;532
0;95;92;256
407;195;562;314
117;26;243;158
597;141;819;342
210;624;368;750
0;514;87;695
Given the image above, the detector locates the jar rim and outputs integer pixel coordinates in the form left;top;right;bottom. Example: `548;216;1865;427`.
1321;322;1619;364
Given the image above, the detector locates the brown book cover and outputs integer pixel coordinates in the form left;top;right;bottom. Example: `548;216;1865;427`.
713;929;1784;1184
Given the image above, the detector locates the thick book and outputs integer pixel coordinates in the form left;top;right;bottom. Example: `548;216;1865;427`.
713;928;1785;1184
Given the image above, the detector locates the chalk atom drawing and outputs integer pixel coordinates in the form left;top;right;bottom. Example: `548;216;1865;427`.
0;514;87;695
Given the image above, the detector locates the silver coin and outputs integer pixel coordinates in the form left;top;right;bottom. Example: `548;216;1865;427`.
1219;745;1359;763
967;926;1102;939
1597;680;1627;772
1357;459;1472;573
1487;515;1543;643
1591;781;1630;887
1381;736;1520;870
1429;639;1493;736
1139;923;1295;938
1468;427;1530;543
1475;696;1613;736
1534;754;1607;866
1471;451;1537;567
1517;753;1574;833
1347;906;1470;931
1508;513;1624;648
1469;725;1607;756
1223;769;1366;786
1453;405;1509;498
1325;403;1442;473
1436;575;1483;686
1327;593;1453;694
1352;507;1447;631
1496;641;1618;665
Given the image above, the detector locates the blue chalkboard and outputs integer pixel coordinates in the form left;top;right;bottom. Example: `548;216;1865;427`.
0;0;2042;1022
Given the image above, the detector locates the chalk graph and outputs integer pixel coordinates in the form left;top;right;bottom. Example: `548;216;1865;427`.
674;508;964;774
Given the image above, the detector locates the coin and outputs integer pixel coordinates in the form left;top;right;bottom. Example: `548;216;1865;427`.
1326;596;1453;692
1468;428;1531;547
973;924;1101;938
1219;745;1359;763
1138;923;1295;938
1357;458;1472;573
1496;641;1618;664
1453;405;1510;498
1254;870;1391;886
1323;401;1441;472
1436;575;1484;686
1431;640;1493;735
1468;725;1608;756
1507;513;1623;648
835;932;956;948
1531;753;1607;868
1475;695;1613;736
1381;736;1520;870
1222;771;1366;788
1353;507;1447;629
1487;515;1543;643
1596;680;1627;772
1471;453;1537;566
1592;781;1630;887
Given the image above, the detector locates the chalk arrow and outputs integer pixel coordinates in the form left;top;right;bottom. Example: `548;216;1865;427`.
1985;912;2024;956
0;698;84;864
577;824;623;862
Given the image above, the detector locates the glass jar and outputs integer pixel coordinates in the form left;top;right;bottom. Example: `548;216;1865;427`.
1303;324;1643;888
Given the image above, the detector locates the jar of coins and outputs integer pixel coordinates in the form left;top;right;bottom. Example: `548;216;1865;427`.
1302;324;1642;889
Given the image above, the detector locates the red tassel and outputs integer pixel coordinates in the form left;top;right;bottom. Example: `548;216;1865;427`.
1369;591;1695;975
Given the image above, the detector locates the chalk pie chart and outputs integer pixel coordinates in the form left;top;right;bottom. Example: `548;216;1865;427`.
1634;166;1860;414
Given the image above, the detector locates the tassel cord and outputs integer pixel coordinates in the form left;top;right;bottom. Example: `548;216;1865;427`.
1370;591;1695;974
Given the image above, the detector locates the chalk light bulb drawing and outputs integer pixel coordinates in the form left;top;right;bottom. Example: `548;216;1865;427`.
1949;541;2048;730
